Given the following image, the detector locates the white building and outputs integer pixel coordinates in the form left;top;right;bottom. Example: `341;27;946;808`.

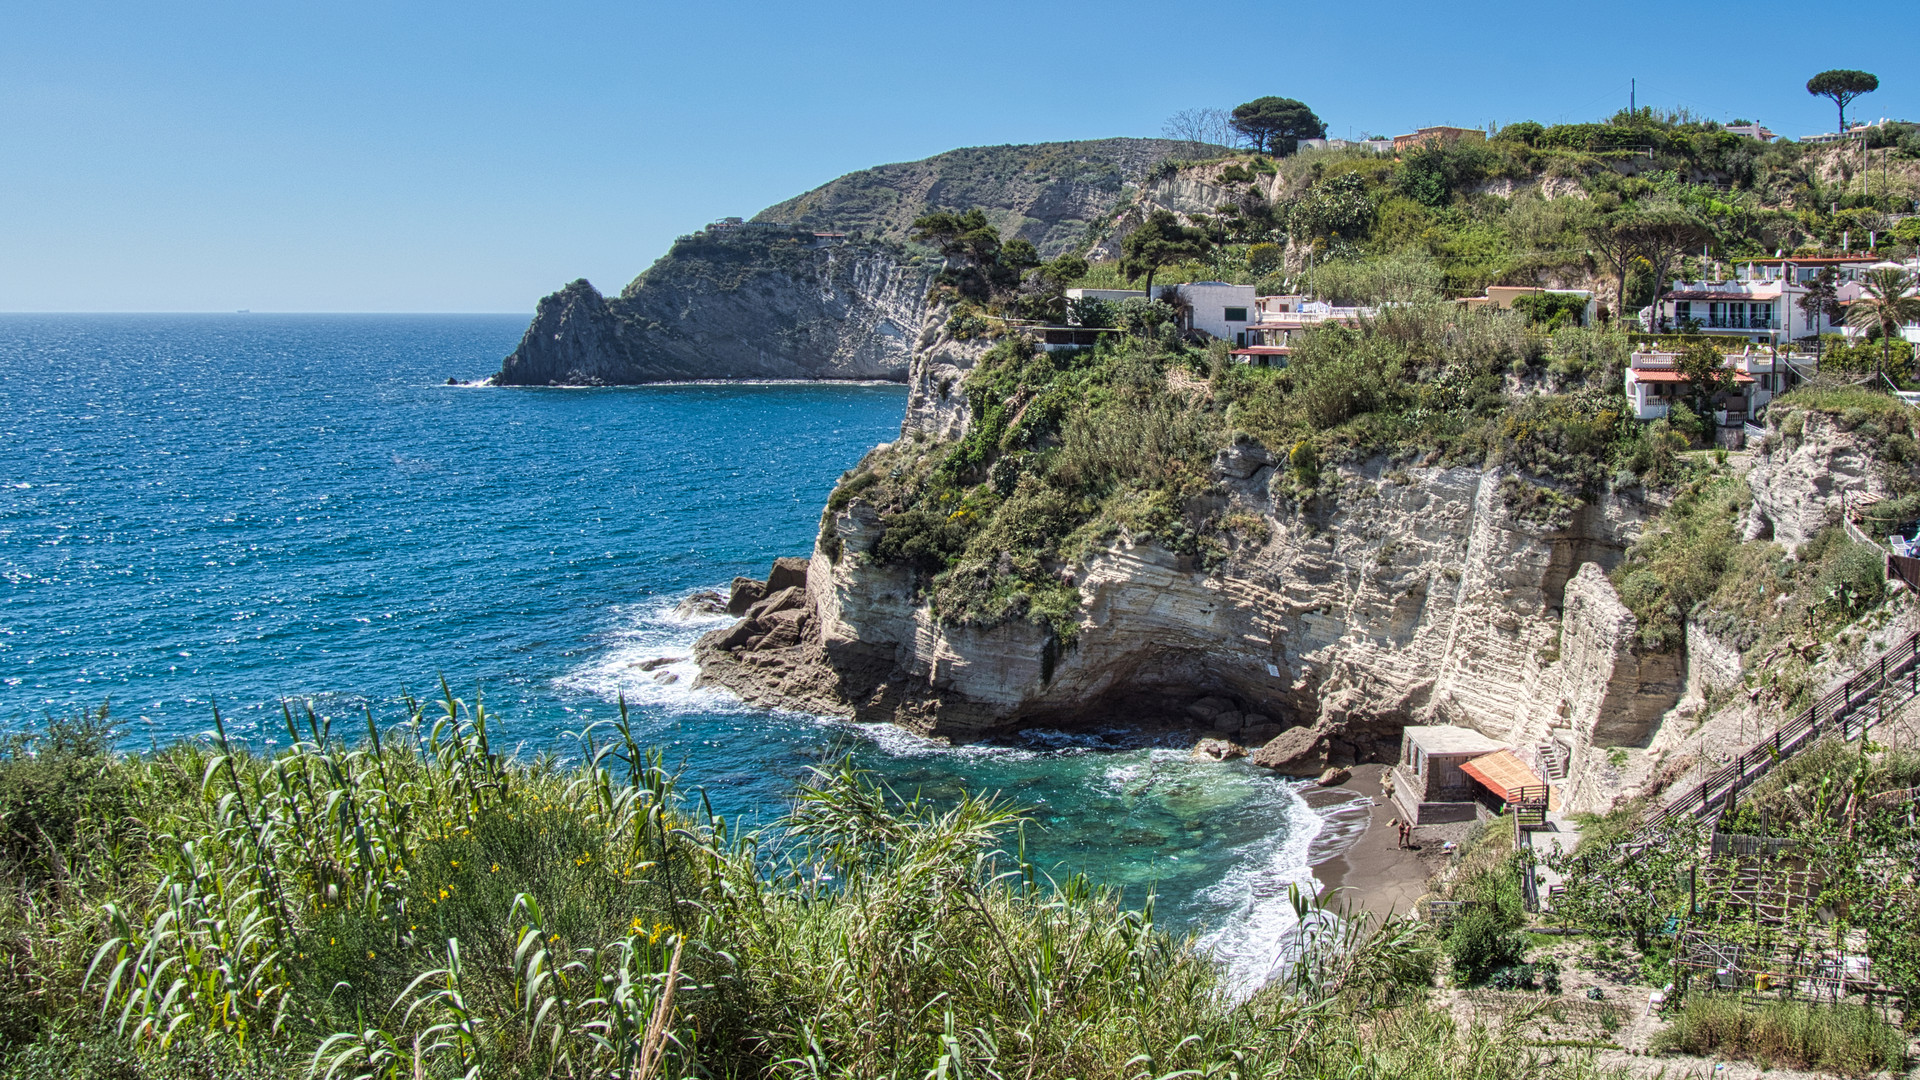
1837;258;1920;345
1172;282;1258;343
1063;288;1148;304
1624;345;1786;424
1800;118;1895;145
1645;257;1882;342
1228;294;1375;365
1297;137;1394;154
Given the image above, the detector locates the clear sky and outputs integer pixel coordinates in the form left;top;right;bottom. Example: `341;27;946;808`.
3;0;1912;313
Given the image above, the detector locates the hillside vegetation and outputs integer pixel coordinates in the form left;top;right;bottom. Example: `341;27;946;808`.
1087;111;1920;308
829;278;1698;644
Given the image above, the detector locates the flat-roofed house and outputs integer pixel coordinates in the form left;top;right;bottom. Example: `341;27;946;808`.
1391;725;1506;824
1230;295;1372;365
1173;282;1257;343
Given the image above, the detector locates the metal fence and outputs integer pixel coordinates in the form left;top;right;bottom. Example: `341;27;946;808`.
1640;628;1920;833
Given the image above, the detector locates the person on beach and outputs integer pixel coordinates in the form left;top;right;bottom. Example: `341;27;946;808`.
1388;818;1402;848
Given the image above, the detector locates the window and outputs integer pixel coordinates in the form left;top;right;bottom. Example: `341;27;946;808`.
1224;307;1248;322
1675;301;1692;323
1750;302;1773;328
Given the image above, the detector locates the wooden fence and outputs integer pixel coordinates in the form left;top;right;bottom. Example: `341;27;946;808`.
1890;553;1920;594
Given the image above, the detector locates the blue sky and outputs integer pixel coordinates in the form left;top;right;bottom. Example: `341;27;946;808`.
2;1;1912;313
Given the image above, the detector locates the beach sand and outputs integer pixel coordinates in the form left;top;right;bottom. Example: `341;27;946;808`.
1303;763;1472;921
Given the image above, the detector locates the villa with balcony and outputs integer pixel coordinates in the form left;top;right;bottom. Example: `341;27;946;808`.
1645;256;1882;342
1229;294;1374;365
1624;345;1786;437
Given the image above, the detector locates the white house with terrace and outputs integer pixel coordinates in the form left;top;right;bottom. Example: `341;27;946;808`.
1642;256;1881;342
1228;294;1374;365
1624;344;1784;425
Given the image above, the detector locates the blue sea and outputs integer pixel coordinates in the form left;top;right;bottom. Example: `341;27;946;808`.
0;314;1339;981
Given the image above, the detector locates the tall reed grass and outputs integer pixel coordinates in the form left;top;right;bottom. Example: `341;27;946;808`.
1652;995;1906;1077
1;694;1634;1079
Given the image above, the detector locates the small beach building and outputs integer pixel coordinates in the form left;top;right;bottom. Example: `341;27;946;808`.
1390;725;1505;825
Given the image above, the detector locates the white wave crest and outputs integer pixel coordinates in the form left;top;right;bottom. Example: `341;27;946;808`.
553;592;753;716
1194;782;1327;997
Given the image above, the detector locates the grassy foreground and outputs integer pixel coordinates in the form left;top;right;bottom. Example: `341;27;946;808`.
0;695;1638;1080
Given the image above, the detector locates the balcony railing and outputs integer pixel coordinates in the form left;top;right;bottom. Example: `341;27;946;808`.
1701;316;1780;330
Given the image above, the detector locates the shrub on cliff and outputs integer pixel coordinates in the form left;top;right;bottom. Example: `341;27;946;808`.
839;336;1225;639
1611;472;1747;651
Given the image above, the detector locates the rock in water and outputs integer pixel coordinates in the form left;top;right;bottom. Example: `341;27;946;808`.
727;577;768;616
1252;726;1323;775
674;591;727;618
765;556;809;594
1191;738;1246;762
1315;767;1352;787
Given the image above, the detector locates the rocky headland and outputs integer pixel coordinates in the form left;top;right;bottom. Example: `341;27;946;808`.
696;322;1917;817
494;138;1202;385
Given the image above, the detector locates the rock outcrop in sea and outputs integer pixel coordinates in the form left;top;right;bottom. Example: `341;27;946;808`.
495;138;1204;385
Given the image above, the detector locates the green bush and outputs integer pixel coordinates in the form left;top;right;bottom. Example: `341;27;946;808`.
1444;856;1529;985
1818;541;1886;616
0;706;140;891
1610;473;1746;651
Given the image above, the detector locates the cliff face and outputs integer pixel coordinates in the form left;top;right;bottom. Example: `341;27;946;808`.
498;138;1193;385
497;234;926;385
1745;407;1899;550
755;138;1200;256
699;419;1686;813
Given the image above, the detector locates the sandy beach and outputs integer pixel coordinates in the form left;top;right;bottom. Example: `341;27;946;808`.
1303;763;1472;921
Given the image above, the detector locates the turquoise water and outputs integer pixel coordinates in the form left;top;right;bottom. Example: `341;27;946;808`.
0;314;1324;977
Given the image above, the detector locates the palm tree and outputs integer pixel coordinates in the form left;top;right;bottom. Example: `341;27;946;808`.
1846;268;1920;380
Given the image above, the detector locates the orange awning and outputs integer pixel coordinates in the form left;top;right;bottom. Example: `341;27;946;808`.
1460;750;1544;801
1630;369;1756;383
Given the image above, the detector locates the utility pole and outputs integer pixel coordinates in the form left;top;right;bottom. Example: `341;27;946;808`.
1631;79;1636;117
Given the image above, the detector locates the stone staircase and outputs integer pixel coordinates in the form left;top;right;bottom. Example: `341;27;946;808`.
1535;736;1570;782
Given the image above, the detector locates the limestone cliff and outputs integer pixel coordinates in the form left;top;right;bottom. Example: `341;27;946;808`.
699;437;1685;802
1745;406;1901;550
497;138;1194;385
